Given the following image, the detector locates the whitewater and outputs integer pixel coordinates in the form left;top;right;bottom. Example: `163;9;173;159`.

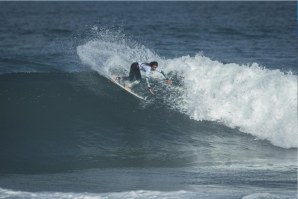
0;187;295;199
77;30;297;149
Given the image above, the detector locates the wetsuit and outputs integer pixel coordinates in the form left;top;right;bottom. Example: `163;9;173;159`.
129;62;167;88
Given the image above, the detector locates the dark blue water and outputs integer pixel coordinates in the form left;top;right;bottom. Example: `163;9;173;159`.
0;2;297;73
0;2;297;199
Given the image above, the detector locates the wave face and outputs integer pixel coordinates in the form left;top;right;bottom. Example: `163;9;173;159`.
77;30;297;149
1;72;297;174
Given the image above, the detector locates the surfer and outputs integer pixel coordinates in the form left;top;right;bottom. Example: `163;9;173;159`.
128;61;172;95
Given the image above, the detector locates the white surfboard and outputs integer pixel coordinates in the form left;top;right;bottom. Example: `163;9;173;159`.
108;75;146;101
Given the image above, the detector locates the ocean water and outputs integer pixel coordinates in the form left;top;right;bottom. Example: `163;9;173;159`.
0;2;297;199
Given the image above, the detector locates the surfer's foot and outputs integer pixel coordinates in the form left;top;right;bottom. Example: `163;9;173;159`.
130;80;140;86
124;84;131;90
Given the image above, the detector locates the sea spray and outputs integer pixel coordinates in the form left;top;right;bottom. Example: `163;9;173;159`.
77;27;160;77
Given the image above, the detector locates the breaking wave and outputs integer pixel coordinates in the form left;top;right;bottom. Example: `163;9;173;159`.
77;28;297;149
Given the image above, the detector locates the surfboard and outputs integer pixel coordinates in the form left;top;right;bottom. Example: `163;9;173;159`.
108;75;147;101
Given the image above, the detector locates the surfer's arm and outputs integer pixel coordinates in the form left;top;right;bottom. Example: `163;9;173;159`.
156;68;168;80
145;76;155;95
145;76;151;88
157;69;172;85
160;70;168;80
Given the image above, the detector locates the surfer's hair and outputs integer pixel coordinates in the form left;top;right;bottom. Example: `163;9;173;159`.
150;61;158;67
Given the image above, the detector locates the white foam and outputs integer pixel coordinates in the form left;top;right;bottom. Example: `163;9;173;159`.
0;188;198;199
77;29;297;149
242;193;294;199
1;188;296;199
164;55;297;149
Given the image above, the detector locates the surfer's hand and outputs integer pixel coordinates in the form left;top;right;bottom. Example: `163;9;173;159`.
166;79;173;85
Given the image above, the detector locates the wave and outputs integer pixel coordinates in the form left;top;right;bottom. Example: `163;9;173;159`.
242;193;294;199
0;188;196;199
77;28;297;149
2;72;297;174
0;187;295;199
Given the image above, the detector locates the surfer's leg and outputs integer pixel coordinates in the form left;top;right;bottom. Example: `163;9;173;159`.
135;67;141;81
129;62;139;81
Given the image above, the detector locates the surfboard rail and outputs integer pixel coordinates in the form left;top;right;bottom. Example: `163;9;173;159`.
107;75;146;101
